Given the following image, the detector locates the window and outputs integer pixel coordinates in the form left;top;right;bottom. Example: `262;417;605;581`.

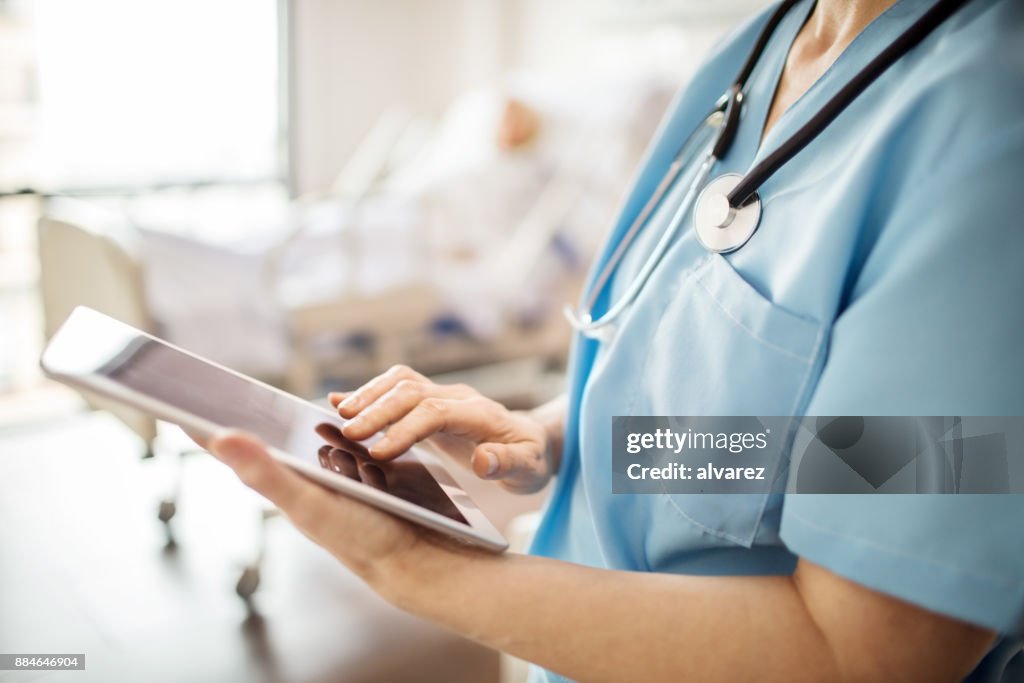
0;0;284;395
5;0;283;191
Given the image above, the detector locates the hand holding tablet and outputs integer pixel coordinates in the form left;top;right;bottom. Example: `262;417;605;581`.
39;306;536;552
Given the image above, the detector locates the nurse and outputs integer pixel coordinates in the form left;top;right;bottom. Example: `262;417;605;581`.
206;0;1024;680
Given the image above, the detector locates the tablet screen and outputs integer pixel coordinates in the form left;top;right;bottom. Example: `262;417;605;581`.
58;319;468;525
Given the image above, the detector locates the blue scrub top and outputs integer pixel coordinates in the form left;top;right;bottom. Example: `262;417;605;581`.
528;0;1024;681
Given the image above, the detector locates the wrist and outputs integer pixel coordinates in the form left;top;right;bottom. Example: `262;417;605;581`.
373;534;481;613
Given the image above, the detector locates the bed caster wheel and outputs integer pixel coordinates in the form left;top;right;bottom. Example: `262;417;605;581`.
157;500;176;524
157;500;178;547
236;567;261;600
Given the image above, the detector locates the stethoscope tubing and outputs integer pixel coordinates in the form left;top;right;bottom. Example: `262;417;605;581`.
564;152;716;336
728;0;975;207
567;0;975;336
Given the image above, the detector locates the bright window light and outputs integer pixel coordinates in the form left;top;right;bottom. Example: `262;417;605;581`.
30;0;280;189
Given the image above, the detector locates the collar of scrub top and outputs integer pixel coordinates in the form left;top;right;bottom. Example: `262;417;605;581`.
565;0;974;339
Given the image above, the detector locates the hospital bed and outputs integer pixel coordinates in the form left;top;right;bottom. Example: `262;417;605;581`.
33;75;668;606
34;189;576;601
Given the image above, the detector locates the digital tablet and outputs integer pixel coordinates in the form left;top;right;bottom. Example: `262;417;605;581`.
40;306;508;552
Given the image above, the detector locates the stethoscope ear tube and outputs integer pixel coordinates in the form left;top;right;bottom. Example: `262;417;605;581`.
705;0;801;165
726;0;974;208
565;0;976;337
711;86;744;160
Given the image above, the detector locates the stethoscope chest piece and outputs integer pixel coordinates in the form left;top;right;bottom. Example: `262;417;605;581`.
694;173;762;253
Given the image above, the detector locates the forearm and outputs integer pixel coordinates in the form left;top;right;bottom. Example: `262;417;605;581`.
210;396;993;682
381;545;838;683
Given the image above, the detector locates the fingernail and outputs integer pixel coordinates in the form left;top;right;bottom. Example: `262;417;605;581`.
339;395;357;409
483;449;499;477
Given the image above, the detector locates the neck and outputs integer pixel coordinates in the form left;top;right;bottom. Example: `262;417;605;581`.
760;0;901;140
803;0;900;54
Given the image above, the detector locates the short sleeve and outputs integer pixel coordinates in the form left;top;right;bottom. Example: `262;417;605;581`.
781;122;1024;634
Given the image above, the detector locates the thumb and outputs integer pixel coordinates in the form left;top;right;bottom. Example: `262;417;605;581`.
471;442;548;490
208;430;270;468
208;430;330;516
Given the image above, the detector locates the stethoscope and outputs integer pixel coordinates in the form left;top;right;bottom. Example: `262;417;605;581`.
566;0;971;338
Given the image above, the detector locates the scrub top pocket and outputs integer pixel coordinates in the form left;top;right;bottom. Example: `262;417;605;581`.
633;255;826;556
640;255;825;417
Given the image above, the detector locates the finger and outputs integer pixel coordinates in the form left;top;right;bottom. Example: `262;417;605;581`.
185;430;209;449
329;447;360;479
472;441;548;491
336;365;425;418
328;392;350;408
208;431;340;542
313;423;374;464
368;396;499;459
357;461;388;491
317;444;332;469
341;380;472;441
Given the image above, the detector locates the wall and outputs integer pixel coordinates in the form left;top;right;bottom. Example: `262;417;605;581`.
289;0;506;195
288;0;771;196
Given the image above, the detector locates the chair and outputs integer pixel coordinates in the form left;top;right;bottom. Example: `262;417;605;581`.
36;197;275;602
37;197;158;452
